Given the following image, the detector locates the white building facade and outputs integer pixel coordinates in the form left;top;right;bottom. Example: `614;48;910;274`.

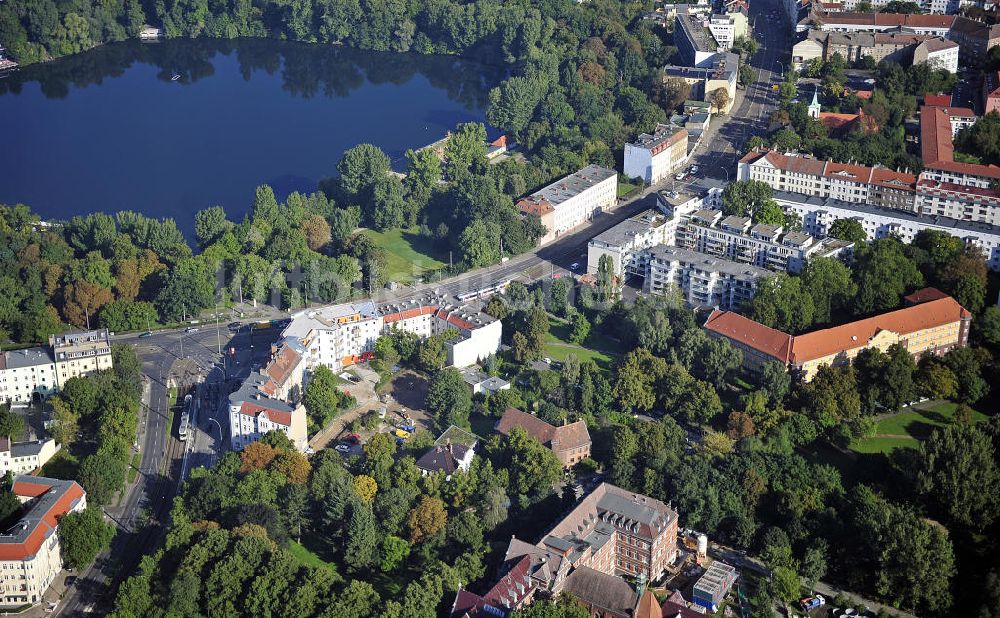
587;210;674;277
623;125;689;185
644;245;773;310
0;477;86;607
0;330;113;405
517;165;618;245
774;191;1000;271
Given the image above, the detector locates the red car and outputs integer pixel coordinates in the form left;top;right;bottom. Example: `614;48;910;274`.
343;433;362;445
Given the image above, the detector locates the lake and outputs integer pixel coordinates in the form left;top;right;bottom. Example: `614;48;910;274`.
0;39;501;236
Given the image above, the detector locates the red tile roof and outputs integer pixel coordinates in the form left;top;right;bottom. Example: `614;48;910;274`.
0;478;86;562
870;168;917;191
661;591;705;618
818;12;955;29
239;401;293;427
382;305;437;323
265;346;301;388
517;196;554;216
704;310;793;363
551;421;592;453
920;106;1000;180
496;408;556;444
924;93;952;107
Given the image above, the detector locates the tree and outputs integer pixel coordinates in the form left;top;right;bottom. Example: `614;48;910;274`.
722;181;775;218
801;257;856;324
748;273;815;333
0;407;25;440
596;254;617;303
710;87;731;113
345;503;378;570
337;144;390;197
58;507;115;570
380;535;411;573
371;175;406;231
568;311;590;344
444;122;488;177
652;77;692;113
502;426;563;497
407;496;447;543
916;358;958;400
302;365;345;430
739;64;756;86
977;305;1000;347
63;279;114;329
771;567;801;606
760;361;791;407
917;423;999;530
353;474;378;505
240;442;278;473
417;334;448;371
511;595;590;618
853;238;924;315
300;215;331;251
194;206;232;249
49;396;79;446
801;541;828;589
271;451;311;485
829;218;867;244
425;368;473;431
459;220;501;267
801;365;861;429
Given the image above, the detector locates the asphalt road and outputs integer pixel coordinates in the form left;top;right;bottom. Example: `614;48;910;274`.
689;0;787;181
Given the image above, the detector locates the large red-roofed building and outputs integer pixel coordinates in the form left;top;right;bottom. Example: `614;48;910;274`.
705;290;971;380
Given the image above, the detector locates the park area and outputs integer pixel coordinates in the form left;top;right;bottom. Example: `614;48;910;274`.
850;402;991;454
544;320;621;368
363;226;446;284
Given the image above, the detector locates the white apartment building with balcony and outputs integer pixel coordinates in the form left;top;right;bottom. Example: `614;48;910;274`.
774;190;1000;271
0;477;86;607
623;125;689;185
644;245;773;310
0;330;113;405
680;209;853;273
517;165;618;245
587;210;674;278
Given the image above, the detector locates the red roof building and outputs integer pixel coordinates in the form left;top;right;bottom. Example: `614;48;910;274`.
496;408;592;467
705;291;972;380
984;72;1000;115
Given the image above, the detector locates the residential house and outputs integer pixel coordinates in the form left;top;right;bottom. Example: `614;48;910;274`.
663;52;739;114
0;439;59;476
644;245;774;310
984;71;1000;114
495;407;591;467
228;374;309;452
416;426;479;478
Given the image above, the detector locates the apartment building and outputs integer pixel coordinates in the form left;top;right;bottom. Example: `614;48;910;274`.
228;293;504;452
738;149;918;212
517;165;618;245
228;371;309;452
0;329;113;405
704;290;971;379
774;190;1000;271
451;483;678;618
587;210;674;277
918;106;1000;226
913;36;960;73
676;13;721;65
495;407;592;468
813;12;1000;62
623;124;689;185
663;52;739;114
644;245;774;310
706;10;750;50
0;477;86;606
680;209;853;273
0;439;59;476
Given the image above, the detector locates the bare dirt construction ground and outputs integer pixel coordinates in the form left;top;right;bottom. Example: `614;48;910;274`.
385;371;435;433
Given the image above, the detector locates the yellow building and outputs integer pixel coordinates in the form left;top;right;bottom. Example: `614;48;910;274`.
705;288;971;381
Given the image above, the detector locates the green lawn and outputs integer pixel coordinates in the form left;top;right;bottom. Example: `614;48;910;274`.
40;449;79;480
288;541;333;569
544;322;620;368
850;402;990;454
617;179;640;198
362;226;447;283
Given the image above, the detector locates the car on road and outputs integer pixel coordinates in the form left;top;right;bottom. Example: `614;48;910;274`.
227;321;241;330
45;602;58;613
139;331;153;338
570;262;580;270
185;327;199;333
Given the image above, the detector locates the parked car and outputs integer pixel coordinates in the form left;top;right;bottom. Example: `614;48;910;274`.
689;165;699;174
227;321;242;330
570;262;580;270
800;595;826;611
394;429;412;440
675;171;685;180
334;444;350;453
343;433;362;444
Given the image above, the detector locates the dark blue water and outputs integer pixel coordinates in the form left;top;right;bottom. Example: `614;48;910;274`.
0;39;500;235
